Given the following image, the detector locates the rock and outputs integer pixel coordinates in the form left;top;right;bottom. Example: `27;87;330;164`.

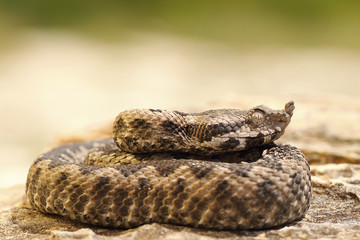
2;95;360;239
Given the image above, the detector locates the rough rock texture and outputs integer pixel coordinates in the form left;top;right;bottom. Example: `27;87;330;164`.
1;95;360;240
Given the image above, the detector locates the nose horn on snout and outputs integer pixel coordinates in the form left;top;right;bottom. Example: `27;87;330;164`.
285;101;295;117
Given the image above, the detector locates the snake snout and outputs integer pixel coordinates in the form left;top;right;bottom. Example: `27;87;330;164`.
285;101;295;117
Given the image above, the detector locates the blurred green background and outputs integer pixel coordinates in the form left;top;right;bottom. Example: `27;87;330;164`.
1;0;360;49
1;1;360;188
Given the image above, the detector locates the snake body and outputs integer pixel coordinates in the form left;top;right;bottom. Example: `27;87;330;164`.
26;101;311;230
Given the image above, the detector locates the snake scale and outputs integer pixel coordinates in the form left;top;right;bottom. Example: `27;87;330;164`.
26;101;311;230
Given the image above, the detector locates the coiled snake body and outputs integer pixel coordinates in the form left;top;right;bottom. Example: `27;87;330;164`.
26;101;311;230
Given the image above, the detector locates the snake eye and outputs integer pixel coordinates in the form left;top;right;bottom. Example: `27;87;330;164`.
251;111;264;124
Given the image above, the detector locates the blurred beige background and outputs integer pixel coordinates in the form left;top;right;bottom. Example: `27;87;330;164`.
0;1;359;188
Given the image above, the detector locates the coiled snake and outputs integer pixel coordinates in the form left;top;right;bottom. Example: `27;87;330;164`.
26;101;311;230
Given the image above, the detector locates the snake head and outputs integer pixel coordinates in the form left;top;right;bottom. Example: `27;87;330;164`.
249;101;294;125
243;101;294;146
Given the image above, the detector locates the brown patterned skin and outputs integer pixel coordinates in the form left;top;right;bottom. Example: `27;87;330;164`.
113;101;295;154
26;101;311;230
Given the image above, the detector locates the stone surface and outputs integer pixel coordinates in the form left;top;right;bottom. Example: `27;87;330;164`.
1;95;360;239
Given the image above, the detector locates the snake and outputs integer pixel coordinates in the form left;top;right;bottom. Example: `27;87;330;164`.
25;101;311;230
